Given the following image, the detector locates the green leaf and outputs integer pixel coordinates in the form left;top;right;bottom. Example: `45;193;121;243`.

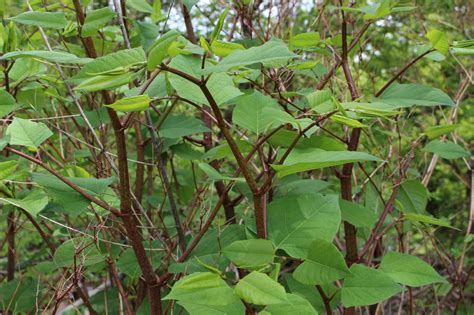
168;56;243;106
223;239;275;268
272;148;381;178
210;9;229;43
426;29;449;55
284;273;339;314
54;237;106;267
342;1;391;20
178;300;245;315
164;272;240;305
105;95;151;112
151;0;162;22
147;30;181;70
267;193;341;258
0;89;19;117
205;39;298;73
289;32;321;49
422;140;470;159
293;239;350;285
232;91;294;135
159;114;210;139
0;190;48;217
74;48;146;79
75;72;138;92
379;252;447;287
341;264;402;307
127;0;154;13
377;83;454;108
235;271;288;305
330;115;367;128
211;40;245;57
31;173;115;215
1;50;91;65
81;7;116;36
6;118;53;149
182;0;198;9
424;124;458;139
306;89;334;113
263;294;318;314
0;278;38;313
340;200;378;229
0;160;18;180
10;11;67;29
404;213;454;229
198;163;245;183
396;180;428;214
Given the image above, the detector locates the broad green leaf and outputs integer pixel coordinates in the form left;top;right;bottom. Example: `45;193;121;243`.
341;264;402;307
379;252;446;287
426;29;449;55
342;1;391;20
0;89;19;117
396;180;428;214
404;213;454;229
0;136;10;151
235;271;288;305
75;72;138;92
223;239;275;268
424;124;458;139
293;239;350;285
342;101;401;117
233;91;294;135
105;95;151;112
284;273;339;314
190;225;246;258
54;237;106;267
272;148;381;177
31;173;115;215
0;190;48;217
0;160;18;180
168;56;242;106
159;114;210;139
289;32;321;49
198;163;245;182
81;7;116;36
0;278;38;313
74;48;146;79
1;50;91;65
164;272;240;305
340;200;378;229
210;9;229;43
274;178;331;197
183;0;198;9
422;140;470;159
147;30;181;70
330;115;367;128
6;118;53;149
151;0;162;22
178;300;245;315
10;11;67;29
306;89;334;113
267;193;341;258
127;0;154;13
263;294;318;314
205;39;298;73
211;40;245;57
377;83;454;108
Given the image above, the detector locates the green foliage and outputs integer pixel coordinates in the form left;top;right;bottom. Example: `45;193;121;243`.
0;1;471;314
341;264;402;307
6;118;52;149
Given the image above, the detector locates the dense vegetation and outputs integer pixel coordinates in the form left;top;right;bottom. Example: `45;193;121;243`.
0;0;472;314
